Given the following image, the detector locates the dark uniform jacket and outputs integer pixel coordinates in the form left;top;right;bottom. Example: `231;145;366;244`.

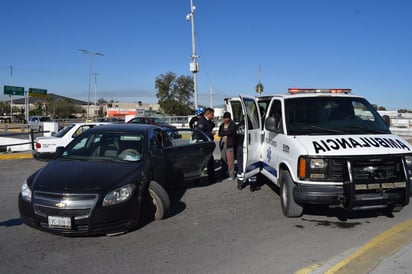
197;116;215;139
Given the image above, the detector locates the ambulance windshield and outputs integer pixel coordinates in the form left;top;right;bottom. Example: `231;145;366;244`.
284;97;390;135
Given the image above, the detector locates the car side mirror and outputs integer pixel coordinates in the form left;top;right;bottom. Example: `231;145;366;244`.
55;146;65;158
265;117;276;131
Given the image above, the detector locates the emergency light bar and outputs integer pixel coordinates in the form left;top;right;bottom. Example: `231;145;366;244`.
288;88;351;94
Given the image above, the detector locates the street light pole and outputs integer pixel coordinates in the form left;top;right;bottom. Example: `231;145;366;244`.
79;49;103;121
93;72;99;120
186;0;199;110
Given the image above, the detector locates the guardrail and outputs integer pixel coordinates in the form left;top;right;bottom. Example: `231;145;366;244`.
0;129;35;152
0;125;51;153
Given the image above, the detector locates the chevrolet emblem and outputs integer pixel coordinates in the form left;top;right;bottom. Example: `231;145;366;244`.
55;202;67;208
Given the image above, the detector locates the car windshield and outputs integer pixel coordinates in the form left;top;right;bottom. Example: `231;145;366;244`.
54;124;76;138
60;132;145;162
153;117;168;124
285;97;390;135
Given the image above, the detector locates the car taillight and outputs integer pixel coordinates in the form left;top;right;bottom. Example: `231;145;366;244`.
35;143;41;149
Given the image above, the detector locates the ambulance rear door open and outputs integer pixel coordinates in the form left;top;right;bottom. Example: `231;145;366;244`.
227;96;262;181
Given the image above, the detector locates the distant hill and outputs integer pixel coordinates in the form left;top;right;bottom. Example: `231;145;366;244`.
5;93;88;105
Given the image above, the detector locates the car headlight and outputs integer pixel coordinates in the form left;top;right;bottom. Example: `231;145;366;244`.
21;181;32;202
102;184;136;207
298;157;329;180
405;155;412;180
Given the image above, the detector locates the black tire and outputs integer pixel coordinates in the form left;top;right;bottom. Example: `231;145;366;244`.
148;181;170;220
280;170;303;217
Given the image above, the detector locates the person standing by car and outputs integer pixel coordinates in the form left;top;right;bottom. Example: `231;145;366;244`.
219;112;236;180
189;107;204;129
197;107;217;183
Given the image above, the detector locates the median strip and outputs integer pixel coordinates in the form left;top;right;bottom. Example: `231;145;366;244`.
0;152;33;160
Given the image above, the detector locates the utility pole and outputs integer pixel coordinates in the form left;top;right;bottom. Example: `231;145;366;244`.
9;66;13;121
93;72;99;120
255;64;264;95
79;49;103;121
186;0;199;109
209;85;213;108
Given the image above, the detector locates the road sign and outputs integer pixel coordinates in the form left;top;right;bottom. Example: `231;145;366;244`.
4;85;24;96
29;88;47;97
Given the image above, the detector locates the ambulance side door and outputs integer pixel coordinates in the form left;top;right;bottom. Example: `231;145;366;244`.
227;96;262;180
261;98;284;184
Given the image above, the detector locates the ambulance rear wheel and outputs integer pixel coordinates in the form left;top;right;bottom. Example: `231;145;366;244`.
280;170;303;217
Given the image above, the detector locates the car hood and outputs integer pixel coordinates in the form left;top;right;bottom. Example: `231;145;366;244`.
32;159;144;192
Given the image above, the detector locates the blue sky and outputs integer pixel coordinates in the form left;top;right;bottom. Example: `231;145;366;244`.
0;0;411;110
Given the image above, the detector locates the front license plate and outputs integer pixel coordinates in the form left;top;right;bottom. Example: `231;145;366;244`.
48;216;71;228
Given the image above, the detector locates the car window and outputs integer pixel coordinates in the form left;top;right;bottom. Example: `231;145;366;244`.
164;129;210;147
54;124;76;138
244;99;260;130
72;125;95;138
266;100;283;133
62;132;145;162
285;97;390;135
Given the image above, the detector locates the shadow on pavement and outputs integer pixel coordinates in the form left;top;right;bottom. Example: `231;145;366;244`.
0;218;23;227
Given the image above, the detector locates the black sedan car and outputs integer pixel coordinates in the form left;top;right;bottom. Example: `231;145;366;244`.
19;124;215;236
126;116;176;129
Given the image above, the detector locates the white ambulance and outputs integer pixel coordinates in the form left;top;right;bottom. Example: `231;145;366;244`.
226;88;412;217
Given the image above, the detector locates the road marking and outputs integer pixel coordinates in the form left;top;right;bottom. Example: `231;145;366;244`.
296;218;412;274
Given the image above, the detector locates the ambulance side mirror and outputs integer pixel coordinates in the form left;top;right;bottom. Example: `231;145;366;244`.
265;117;280;132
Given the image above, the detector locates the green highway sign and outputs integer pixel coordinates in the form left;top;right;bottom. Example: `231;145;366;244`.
29;88;47;96
4;85;24;96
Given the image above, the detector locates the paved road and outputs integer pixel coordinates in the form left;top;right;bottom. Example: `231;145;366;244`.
1;157;412;273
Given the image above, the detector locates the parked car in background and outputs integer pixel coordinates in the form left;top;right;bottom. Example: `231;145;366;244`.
28;116;52;131
19;124;216;236
97;117;125;123
127;116;176;129
33;122;110;160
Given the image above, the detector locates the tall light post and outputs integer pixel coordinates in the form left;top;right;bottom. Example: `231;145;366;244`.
78;49;103;121
186;0;199;109
93;72;99;120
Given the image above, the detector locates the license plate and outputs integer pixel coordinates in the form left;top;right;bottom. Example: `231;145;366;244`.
48;216;71;228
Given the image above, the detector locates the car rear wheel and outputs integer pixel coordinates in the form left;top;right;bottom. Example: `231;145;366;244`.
280;169;303;218
148;181;170;220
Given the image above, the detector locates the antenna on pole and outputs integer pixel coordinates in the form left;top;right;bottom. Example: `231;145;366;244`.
255;64;264;95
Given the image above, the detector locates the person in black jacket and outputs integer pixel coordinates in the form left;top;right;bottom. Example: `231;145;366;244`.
219;112;236;180
189;107;204;129
197;107;217;183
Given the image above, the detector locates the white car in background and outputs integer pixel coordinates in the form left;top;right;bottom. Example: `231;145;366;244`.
28;116;52;131
33;122;110;160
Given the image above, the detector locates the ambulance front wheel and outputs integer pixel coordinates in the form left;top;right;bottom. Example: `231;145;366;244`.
280;170;303;217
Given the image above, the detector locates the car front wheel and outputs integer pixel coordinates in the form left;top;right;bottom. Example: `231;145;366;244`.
148;181;170;220
280;169;303;218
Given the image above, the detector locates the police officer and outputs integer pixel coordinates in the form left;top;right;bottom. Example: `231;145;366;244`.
197;107;217;183
189;107;204;129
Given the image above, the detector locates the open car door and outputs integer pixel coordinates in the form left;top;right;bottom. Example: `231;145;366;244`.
161;128;216;181
226;96;262;182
